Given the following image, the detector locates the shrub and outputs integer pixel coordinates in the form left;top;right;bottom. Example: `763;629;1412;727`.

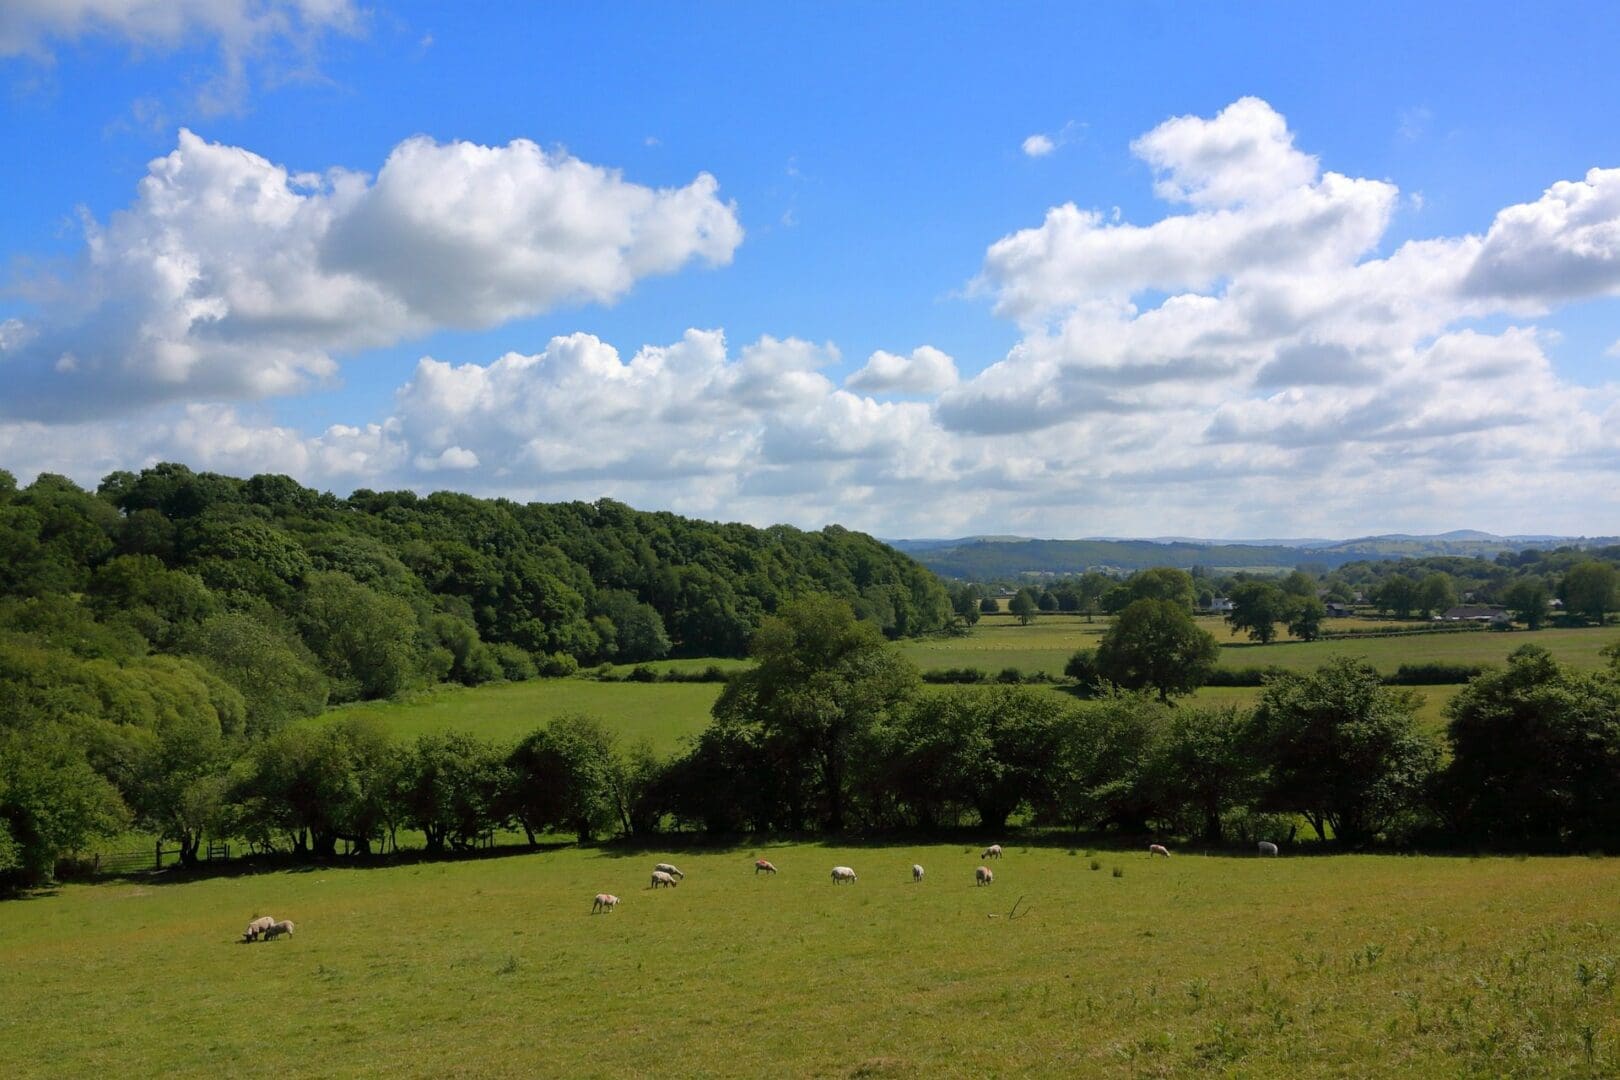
1090;859;1102;871
1204;666;1278;687
1385;662;1486;685
490;643;537;682
996;667;1024;684
626;664;659;683
1112;866;1125;878
922;667;987;684
535;651;579;677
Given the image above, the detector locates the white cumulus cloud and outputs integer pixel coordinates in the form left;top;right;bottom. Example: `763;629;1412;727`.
0;130;742;421
9;97;1620;540
1021;133;1055;158
845;346;958;394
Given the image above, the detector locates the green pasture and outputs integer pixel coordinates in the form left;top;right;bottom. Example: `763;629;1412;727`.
899;615;1620;679
325;679;722;753
4;845;1618;1077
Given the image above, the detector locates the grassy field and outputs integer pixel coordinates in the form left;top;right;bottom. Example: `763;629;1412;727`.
326;679;723;753
4;844;1618;1077
898;614;1620;679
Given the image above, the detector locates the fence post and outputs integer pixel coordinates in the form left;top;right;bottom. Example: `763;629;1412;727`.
154;839;162;871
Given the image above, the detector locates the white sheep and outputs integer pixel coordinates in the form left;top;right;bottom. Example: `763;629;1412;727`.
754;859;778;875
650;870;678;889
1148;844;1171;858
242;916;275;943
1258;841;1279;857
976;865;994;886
653;862;685;880
262;919;295;940
592;893;620;913
830;866;857;884
981;844;1003;859
912;863;924;882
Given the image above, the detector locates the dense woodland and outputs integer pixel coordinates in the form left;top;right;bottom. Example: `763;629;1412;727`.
0;464;949;883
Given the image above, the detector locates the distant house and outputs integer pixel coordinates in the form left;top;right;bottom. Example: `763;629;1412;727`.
1324;602;1352;618
1549;598;1565;610
1439;604;1510;624
1208;596;1234;614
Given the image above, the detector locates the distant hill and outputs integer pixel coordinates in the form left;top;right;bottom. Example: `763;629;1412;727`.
887;532;1620;580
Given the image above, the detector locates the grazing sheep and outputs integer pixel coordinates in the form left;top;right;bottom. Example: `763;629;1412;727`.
1258;841;1279;857
981;844;1003;859
650;870;678;889
831;866;857;884
262;920;295;940
241;916;275;943
912;864;925;882
1148;844;1171;858
754;859;778;875
976;865;994;886
653;862;685;880
592;893;620;913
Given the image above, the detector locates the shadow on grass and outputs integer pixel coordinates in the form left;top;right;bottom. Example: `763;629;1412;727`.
60;825;1529;891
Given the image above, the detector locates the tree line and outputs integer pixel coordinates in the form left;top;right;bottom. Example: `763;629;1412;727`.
11;592;1619;886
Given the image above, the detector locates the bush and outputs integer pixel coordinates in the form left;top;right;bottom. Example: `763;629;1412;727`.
922;667;987;684
535;652;579;677
659;664;733;683
1386;662;1486;685
626;664;659;683
1203;666;1279;687
490;643;537;682
996;667;1024;684
1064;648;1098;685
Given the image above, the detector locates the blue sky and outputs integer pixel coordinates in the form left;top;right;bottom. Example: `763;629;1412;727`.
3;2;1620;538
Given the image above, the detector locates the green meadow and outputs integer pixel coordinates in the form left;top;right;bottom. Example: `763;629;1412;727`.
4;845;1618;1077
325;679;724;753
307;618;1607;751
897;614;1620;679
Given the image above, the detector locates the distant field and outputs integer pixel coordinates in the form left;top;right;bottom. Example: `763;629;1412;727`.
1214;625;1620;674
5;844;1618;1077
326;679;722;753
1177;683;1460;732
898;613;1619;679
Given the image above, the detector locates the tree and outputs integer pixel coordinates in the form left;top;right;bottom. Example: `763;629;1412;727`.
0;725;129;886
1094;598;1220;703
1250;658;1439;846
1374;575;1419;619
399;732;508;853
593;589;671;663
979;596;1000;614
1561;561;1619;624
1053;690;1169;831
503;715;620;843
1077;571;1113;622
1503;577;1551;630
1441;645;1620;847
1286;594;1326;642
183;613;328;737
297;571;425;701
1151;706;1260;843
1103;567;1196;614
1036;589;1058;613
1416;572;1457;618
1225;580;1290;644
711;595;918;831
950;585;982;626
1009;588;1038;625
1279;571;1317;600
